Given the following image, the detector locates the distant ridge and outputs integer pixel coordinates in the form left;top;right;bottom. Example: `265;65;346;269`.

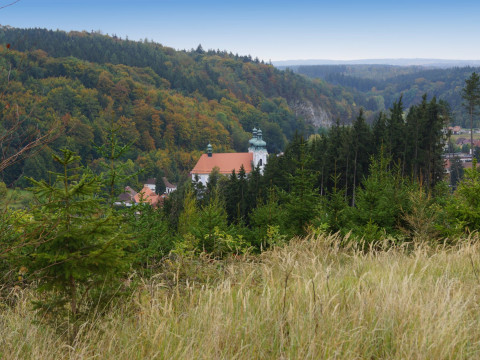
273;58;480;68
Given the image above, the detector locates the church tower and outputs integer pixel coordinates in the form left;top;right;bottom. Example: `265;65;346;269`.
248;128;268;173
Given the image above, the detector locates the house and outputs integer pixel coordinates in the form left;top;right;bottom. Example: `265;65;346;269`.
115;192;134;207
444;154;474;174
134;185;164;208
144;178;156;192
456;137;468;145
163;177;177;194
115;181;166;208
448;126;462;135
190;128;268;186
114;186;138;207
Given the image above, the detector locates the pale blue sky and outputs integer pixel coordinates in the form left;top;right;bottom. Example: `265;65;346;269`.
1;0;480;61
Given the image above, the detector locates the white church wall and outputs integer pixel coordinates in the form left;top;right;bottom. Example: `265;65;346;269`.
192;174;210;187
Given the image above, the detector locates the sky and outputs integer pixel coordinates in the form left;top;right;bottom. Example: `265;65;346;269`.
2;0;480;62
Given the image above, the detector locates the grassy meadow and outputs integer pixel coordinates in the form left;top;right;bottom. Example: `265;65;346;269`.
0;189;34;210
2;233;480;359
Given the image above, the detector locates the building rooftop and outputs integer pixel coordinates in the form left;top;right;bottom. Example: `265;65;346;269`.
190;153;253;175
162;177;176;189
118;193;133;202
125;186;137;197
134;185;161;207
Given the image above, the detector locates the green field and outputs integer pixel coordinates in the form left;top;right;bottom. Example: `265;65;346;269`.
449;133;480;141
0;189;34;210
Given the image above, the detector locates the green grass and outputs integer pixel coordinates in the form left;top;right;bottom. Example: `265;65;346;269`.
449;133;480;143
2;234;480;359
0;189;34;210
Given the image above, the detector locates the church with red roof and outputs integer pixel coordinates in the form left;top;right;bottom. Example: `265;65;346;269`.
191;128;268;186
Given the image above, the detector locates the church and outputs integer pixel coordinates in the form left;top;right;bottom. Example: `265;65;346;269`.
190;128;268;186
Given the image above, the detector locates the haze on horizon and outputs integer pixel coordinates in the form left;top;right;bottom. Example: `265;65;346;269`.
2;0;480;62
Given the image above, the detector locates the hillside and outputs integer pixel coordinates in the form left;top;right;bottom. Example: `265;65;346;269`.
0;27;387;185
287;64;478;125
0;27;381;127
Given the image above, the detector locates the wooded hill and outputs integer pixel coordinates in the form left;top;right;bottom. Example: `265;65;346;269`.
288;64;477;126
0;26;382;186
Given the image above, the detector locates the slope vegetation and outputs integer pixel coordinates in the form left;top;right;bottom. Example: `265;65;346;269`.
2;234;480;359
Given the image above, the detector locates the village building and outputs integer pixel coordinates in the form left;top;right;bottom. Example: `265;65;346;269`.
115;178;174;208
448;126;462;135
190;128;268;186
163;177;177;194
134;184;165;208
144;178;156;192
114;186;137;207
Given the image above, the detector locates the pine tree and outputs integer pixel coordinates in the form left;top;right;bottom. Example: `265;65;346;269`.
449;156;464;189
224;169;240;223
351;109;373;206
349;149;411;241
405;95;447;189
197;191;228;254
282;137;320;236
95;117;138;205
325;171;348;233
246;164;265;217
447;159;480;234
386;97;406;167
20;149;131;337
236;165;248;221
462;72;480;155
249;187;286;249
372;111;388;155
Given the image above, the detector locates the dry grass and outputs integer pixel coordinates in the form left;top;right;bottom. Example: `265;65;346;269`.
2;234;480;359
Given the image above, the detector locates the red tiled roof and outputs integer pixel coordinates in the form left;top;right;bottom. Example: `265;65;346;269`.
191;153;253;175
134;185;161;207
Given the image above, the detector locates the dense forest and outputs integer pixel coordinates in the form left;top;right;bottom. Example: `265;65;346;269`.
0;27;382;120
289;64;479;126
0;27;392;186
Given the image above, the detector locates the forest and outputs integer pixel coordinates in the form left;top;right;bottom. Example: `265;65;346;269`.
0;26;397;188
2;26;480;358
290;64;480;127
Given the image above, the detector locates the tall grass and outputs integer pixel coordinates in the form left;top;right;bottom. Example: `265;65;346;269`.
2;233;480;359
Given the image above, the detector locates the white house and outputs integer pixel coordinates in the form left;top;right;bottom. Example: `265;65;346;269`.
144;178;156;192
163;177;177;194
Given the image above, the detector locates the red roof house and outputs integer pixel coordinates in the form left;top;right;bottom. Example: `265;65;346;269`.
134;185;162;208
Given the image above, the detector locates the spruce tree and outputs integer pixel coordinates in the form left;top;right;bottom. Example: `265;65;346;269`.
450;156;464;189
447;159;480;234
386;97;406;167
282;137;320;236
351;109;373;206
20;149;131;336
95;117;138;205
349;149;411;241
462;72;480;155
224;169;240;223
